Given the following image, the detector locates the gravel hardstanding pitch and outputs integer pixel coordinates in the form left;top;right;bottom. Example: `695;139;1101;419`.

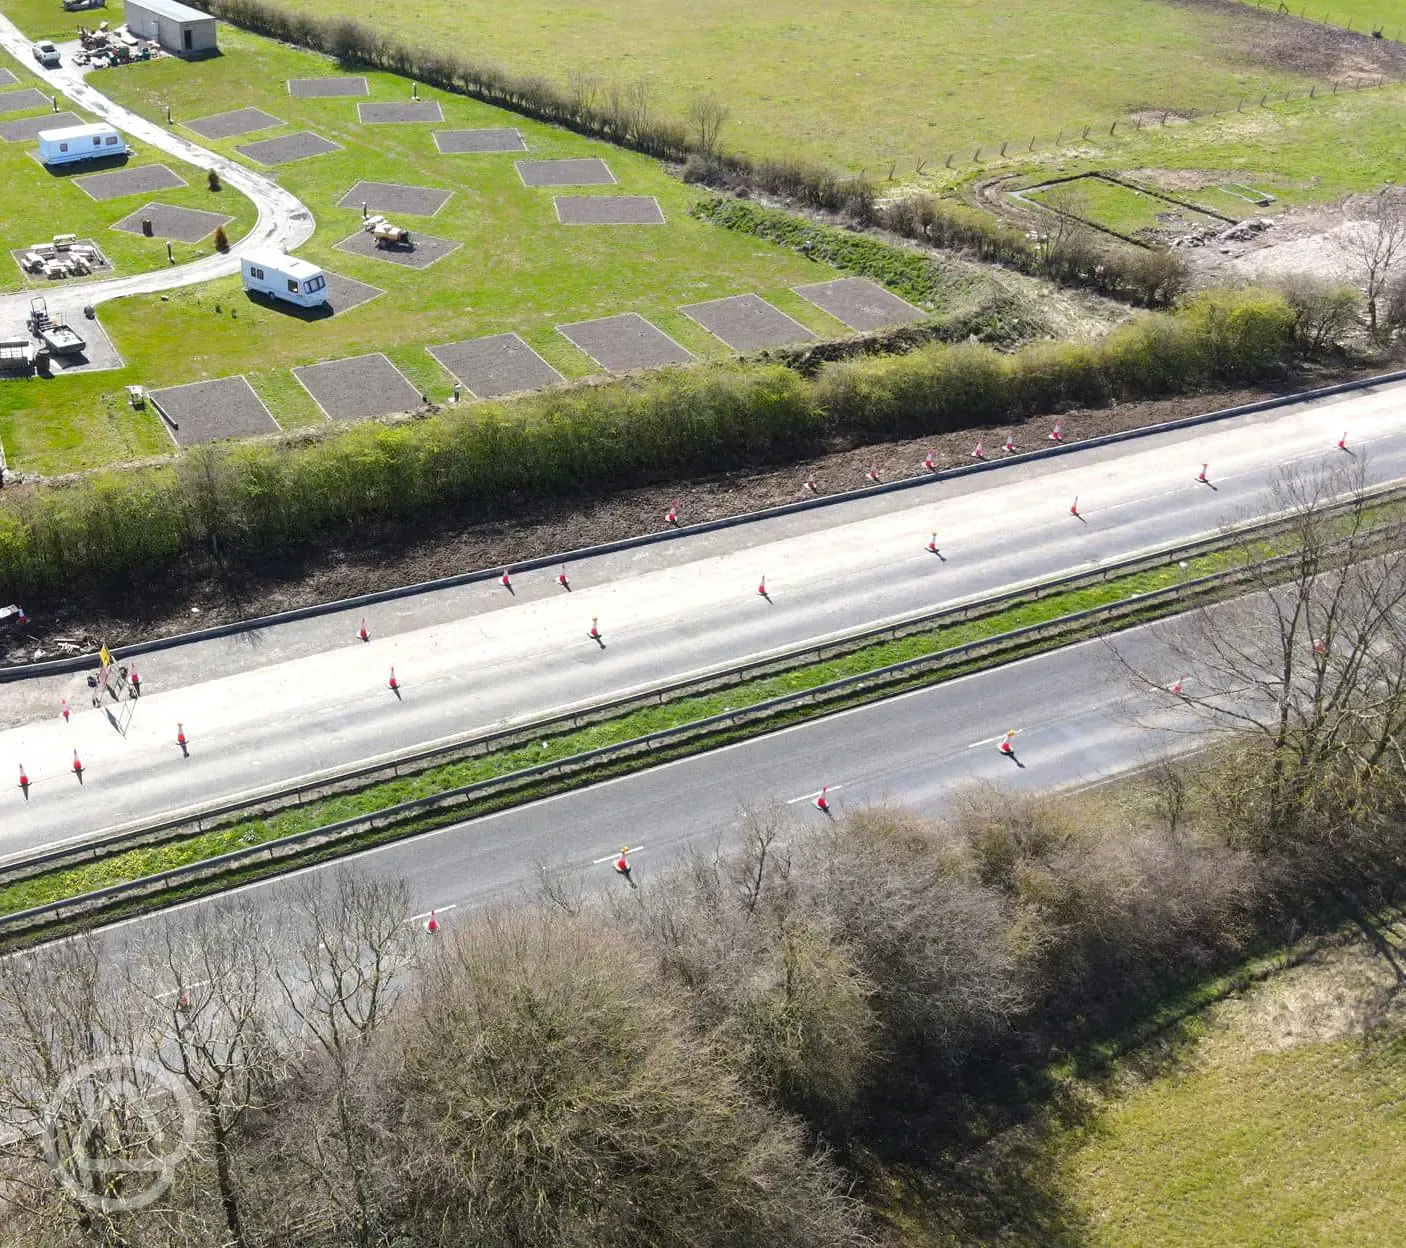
428;332;565;398
74;163;185;201
334;228;460;269
294;352;424;422
150;376;279;446
287;76;368;97
516;157;616;186
0;69;18;88
0;88;55;115
554;195;665;225
557;312;693;373
111;202;233;244
0;111;81;141
182;107;284;140
236;131;341;165
337;179;452;216
432;127;526;153
357;101;443;124
681;293;815;352
792;277;925;332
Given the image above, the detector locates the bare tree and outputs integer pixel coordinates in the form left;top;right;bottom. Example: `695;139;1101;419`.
1337;191;1406;338
565;68;600;118
1038;183;1098;278
688;93;730;157
1112;458;1406;844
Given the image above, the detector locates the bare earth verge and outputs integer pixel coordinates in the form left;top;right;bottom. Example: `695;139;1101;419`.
1;367;1376;663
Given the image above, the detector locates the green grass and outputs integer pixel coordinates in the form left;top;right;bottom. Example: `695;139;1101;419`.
1027;176;1224;240
222;0;1314;171
0;0;117;45
0;25;854;474
1228;0;1406;39
0;551;1227;918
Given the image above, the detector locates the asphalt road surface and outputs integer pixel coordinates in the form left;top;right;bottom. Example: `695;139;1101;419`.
4;378;1404;856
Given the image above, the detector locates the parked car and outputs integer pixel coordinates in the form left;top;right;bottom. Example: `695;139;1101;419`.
32;40;61;67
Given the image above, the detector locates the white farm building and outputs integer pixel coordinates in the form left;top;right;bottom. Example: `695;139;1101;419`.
122;0;217;55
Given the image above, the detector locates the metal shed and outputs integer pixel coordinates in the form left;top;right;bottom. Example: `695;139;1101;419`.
122;0;217;54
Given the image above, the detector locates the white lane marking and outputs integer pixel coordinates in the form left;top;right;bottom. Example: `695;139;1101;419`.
785;783;846;804
156;979;210;999
407;903;457;924
968;731;1019;749
593;844;644;865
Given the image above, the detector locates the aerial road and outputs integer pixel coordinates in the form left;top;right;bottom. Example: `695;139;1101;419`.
4;377;1403;856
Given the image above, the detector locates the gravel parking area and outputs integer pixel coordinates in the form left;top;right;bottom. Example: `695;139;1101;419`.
150;376;279;446
516;158;615;187
111;202;233;244
74;163;185;201
681;293;815;351
428;332;564;399
558;312;693;374
793;277;924;332
336;179;451;216
183;107;283;141
555;195;665;225
288;76;368;97
9;238;113;284
357;101;443;124
0;88;54;115
0;111;81;142
236;131;340;165
0;69;18;88
294;352;423;422
334;228;460;269
432;127;526;154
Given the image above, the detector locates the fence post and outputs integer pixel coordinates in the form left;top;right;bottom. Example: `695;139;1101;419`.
1110;120;1118;134
1082;124;1090;138
973;146;981;161
1028;135;1036;151
945;152;953;168
1000;140;1008;156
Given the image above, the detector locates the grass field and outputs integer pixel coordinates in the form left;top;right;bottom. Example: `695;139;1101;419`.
241;0;1314;170
0;26;866;474
1062;937;1406;1246
1027;176;1227;240
0;63;257;295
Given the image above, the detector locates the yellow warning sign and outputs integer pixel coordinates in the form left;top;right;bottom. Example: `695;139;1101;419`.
98;643;113;669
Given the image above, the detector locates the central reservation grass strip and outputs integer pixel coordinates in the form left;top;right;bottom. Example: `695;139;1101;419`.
0;548;1240;918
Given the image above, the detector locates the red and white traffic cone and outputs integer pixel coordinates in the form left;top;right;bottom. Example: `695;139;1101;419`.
1069;496;1080;517
129;666;141;695
1169;676;1184;695
425;909;439;934
176;723;187;750
804;473;818;493
1003;432;1016;454
971;440;985;460
358;618;369;642
500;568;512;591
589;616;601;641
18;763;29;797
757;574;768;598
1049;419;1064;443
998;730;1016;756
922;449;937;471
72;749;83;777
865;465;881;484
61;698;70;724
16;605;27;626
1337;431;1348;451
1196;463;1209;484
927;532;940;553
557;565;570;589
388;666;399;692
1313;638;1328;655
814;785;830;813
665;498;679;525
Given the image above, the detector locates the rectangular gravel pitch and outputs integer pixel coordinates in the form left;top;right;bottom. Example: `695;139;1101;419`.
337;179;451;216
237;131;341;165
682;294;816;352
357;101;443;124
793;277;924;332
74;163;185;201
0;111;81;142
0;69;17;88
558;313;693;374
287;76;368;98
516;158;615;187
334;228;460;270
150;376;279;447
294;353;422;422
183;107;283;141
0;88;54;115
428;333;563;399
555;195;664;225
111;202;233;243
432;127;526;154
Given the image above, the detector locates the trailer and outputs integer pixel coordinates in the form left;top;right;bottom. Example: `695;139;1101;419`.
63;0;107;11
27;298;86;356
240;248;328;309
36;122;129;167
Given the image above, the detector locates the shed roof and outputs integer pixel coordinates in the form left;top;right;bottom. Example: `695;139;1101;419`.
124;0;215;24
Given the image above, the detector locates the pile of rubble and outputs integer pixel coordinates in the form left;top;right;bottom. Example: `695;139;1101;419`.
1170;216;1275;251
18;235;105;280
72;21;161;68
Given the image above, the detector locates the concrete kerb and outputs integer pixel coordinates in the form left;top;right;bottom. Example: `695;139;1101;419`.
0;551;1303;937
5;367;1406;683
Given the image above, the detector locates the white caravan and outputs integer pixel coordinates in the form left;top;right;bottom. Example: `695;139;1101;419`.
36;123;129;166
240;248;328;308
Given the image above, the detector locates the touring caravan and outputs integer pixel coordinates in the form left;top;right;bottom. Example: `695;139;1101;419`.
36;123;129;166
240;249;328;309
